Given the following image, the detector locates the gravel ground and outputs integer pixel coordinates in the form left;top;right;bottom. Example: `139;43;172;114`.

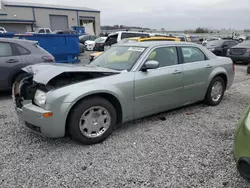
0;62;250;187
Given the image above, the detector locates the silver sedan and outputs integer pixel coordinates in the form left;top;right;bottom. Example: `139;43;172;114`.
13;41;235;145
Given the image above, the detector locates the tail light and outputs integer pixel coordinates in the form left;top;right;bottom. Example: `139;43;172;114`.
42;56;55;62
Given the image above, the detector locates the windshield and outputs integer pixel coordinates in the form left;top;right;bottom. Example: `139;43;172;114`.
95;37;106;43
90;46;146;71
207;40;224;46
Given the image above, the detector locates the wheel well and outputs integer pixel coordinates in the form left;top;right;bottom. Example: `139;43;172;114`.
10;70;26;86
65;93;123;134
214;73;227;88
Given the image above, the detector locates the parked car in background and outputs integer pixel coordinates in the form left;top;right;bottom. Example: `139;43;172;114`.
175;35;190;42
234;105;250;182
0;38;54;91
206;40;238;56
27;28;52;34
51;29;77;34
227;40;250;64
189;35;202;44
84;40;95;51
93;37;107;51
0;27;7;33
79;35;96;44
13;41;234;145
232;32;247;43
89;36;181;62
103;31;150;51
202;37;221;46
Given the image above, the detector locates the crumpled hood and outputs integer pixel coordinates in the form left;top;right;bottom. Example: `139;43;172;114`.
22;63;120;85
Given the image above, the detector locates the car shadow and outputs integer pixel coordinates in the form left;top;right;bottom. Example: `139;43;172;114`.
0;91;11;101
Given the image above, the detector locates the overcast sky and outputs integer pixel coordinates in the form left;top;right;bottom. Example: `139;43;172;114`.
13;0;250;30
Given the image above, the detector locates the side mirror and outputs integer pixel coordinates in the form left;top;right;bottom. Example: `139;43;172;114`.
141;60;159;72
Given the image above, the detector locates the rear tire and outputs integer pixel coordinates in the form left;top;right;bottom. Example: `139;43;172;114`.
238;39;244;43
205;77;225;106
68;97;117;145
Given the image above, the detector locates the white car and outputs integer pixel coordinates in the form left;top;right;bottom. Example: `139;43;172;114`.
0;27;7;33
202;37;221;46
84;40;96;51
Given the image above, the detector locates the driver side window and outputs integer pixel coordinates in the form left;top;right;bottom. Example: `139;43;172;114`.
147;47;178;68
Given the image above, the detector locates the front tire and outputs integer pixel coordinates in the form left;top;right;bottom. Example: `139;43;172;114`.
68;97;117;145
205;77;225;106
12;72;29;95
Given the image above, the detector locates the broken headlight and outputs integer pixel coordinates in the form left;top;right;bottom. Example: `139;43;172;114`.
34;90;46;108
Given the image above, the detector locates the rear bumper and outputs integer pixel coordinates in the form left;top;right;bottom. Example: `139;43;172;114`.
228;55;250;63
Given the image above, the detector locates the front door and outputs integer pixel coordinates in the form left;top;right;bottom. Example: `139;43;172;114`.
134;46;184;118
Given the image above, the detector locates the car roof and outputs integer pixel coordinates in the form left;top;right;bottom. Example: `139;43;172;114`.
108;31;149;36
0;37;37;44
115;41;200;48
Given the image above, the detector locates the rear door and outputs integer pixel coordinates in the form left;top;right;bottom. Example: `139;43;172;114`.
0;42;22;90
180;46;213;104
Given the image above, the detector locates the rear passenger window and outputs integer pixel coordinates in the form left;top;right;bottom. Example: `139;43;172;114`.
181;47;207;63
38;29;45;33
121;33;135;39
16;44;30;55
0;42;12;57
147;47;178;68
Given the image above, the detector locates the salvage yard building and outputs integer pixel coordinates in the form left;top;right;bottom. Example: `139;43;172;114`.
0;1;101;35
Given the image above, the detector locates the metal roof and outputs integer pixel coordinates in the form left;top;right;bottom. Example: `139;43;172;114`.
2;1;100;12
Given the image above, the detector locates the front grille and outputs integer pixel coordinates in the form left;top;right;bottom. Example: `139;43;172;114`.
25;122;41;133
230;48;247;55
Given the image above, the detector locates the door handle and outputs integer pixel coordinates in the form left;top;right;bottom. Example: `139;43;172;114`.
172;70;182;74
206;64;213;68
6;59;18;63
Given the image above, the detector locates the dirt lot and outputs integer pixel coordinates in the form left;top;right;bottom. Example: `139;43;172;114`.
0;61;249;187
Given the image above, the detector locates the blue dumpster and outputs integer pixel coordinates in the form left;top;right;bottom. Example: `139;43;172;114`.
72;26;85;35
15;33;80;63
0;32;15;38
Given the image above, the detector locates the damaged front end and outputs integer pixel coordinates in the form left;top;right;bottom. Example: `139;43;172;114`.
13;63;120;108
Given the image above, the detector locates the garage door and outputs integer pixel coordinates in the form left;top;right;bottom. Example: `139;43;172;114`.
49;15;68;31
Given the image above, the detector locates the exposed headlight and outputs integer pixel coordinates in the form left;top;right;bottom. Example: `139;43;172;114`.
34;90;46;108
